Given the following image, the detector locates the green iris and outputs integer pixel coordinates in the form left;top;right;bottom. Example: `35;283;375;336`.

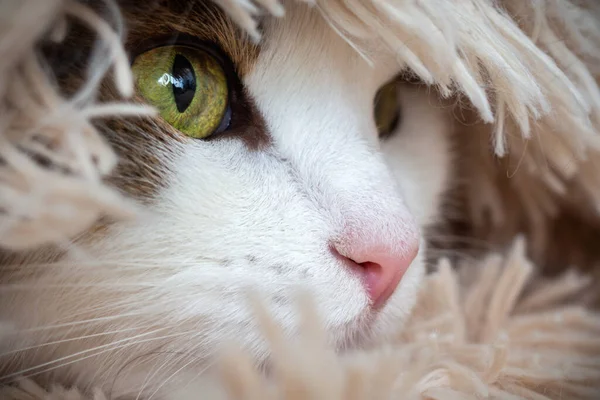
132;45;229;139
374;80;400;139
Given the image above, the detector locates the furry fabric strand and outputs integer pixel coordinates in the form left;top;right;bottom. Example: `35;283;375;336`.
2;238;599;399
0;0;153;250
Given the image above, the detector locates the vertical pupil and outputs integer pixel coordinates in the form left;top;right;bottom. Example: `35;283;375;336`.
172;54;196;113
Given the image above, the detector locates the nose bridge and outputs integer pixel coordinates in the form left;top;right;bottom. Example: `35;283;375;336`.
245;29;417;239
251;62;415;225
279;115;389;201
275;92;422;256
270;109;420;251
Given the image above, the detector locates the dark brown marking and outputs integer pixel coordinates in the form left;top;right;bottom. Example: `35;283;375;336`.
97;115;183;201
205;85;271;151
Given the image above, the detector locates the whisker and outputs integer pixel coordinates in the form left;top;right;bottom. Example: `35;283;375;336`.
146;356;212;400
18;333;190;386
109;349;191;399
53;305;147;327
9;312;150;334
0;284;160;291
0;326;152;357
134;345;187;400
0;257;227;271
1;328;167;380
1;329;191;382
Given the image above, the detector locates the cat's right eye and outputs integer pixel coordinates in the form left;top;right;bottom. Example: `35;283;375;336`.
132;44;232;139
374;80;401;140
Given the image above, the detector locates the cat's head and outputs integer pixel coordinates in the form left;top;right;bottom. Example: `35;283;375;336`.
0;1;452;394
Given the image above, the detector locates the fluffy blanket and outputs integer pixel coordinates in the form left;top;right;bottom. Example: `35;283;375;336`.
1;0;600;399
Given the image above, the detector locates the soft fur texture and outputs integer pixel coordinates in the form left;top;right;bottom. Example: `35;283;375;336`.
1;0;600;399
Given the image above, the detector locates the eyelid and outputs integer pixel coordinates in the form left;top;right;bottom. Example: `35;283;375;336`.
129;33;240;101
129;34;231;70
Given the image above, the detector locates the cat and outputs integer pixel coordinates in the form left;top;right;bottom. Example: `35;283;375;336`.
0;1;453;397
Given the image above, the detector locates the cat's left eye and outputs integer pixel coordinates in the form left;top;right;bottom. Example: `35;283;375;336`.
132;45;231;139
374;80;401;139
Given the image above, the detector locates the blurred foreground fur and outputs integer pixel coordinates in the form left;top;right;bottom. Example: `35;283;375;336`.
1;0;600;398
2;238;600;399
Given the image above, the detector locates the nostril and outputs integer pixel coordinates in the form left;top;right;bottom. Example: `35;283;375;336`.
355;261;387;304
332;241;420;309
359;257;407;309
357;261;383;290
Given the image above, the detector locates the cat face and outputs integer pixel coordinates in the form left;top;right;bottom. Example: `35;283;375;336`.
0;1;452;394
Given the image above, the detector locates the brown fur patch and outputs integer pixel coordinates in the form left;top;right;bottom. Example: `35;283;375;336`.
97;113;183;201
206;85;270;151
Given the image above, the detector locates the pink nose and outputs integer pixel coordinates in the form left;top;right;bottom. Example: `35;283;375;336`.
333;230;420;308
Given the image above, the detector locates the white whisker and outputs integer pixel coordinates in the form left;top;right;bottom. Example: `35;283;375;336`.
11;313;150;334
0;326;152;357
134;343;192;400
2;329;191;382
0;284;160;291
146;355;212;400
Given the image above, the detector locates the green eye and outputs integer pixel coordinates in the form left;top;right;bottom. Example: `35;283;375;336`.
374;80;400;139
132;45;230;139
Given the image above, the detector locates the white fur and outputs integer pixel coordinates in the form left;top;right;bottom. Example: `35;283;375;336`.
0;4;451;398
